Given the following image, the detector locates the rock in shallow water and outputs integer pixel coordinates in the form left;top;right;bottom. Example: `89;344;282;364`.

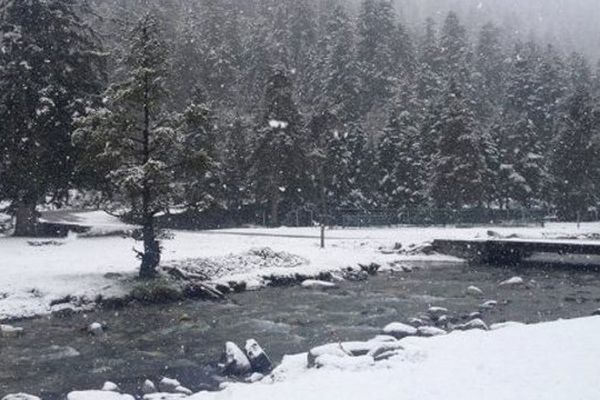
220;342;252;375
101;381;119;392
245;339;273;374
466;286;484;298
158;378;181;393
300;280;337;290
499;276;524;287
142;380;157;395
2;394;41;400
0;324;24;338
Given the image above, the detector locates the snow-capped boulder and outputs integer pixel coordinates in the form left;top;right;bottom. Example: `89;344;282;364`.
466;286;484;298
454;318;489;331
0;324;24;338
174;386;192;396
220;342;252;375
2;394;40;400
89;322;104;336
499;276;524;287
307;343;351;368
591;309;600;316
382;322;417;339
435;315;449;327
428;307;449;319
407;318;424;327
101;382;119;392
367;341;404;361
313;354;374;369
490;321;526;330
369;335;398;343
158;378;181;393
300;280;337;290
142;380;157;395
417;326;447;337
245;339;272;373
67;391;134;400
468;312;483;319
480;300;498;309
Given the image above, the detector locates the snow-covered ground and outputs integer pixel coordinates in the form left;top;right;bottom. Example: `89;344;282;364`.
184;317;600;400
1;210;599;320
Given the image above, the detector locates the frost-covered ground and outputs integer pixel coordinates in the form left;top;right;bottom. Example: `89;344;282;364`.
184;317;600;400
1;210;599;320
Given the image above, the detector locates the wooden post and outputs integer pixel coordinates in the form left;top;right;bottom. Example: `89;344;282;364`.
320;224;325;249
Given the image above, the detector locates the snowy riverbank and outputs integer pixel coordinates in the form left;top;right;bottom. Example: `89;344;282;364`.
1;211;600;320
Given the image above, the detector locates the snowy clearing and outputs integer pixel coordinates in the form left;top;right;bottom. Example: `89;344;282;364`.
1;211;600;320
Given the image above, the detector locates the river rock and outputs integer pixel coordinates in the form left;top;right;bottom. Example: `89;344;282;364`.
382;322;417;339
369;335;398;343
102;382;120;392
67;391;134;400
220;342;252;375
454;318;489;331
466;286;484;298
142;380;157;394
499;276;524;287
89;322;104;336
591;309;600;316
2;394;41;400
174;386;192;395
158;378;181;393
307;343;351;368
245;339;272;373
300;280;337;290
428;307;449;319
39;345;80;361
480;300;498;310
367;342;404;361
407;318;426;327
0;324;24;338
468;312;483;319
417;326;447;337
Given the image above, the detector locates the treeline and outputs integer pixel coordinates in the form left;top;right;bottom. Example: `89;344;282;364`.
2;0;600;236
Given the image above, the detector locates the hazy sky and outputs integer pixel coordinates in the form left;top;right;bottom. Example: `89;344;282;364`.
350;0;600;62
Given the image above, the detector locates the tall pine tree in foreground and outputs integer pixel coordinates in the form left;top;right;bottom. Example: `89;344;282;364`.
75;13;208;278
0;0;105;236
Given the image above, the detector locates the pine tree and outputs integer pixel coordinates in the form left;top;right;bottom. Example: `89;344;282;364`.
356;0;397;114
250;70;309;226
0;0;105;236
429;80;490;208
377;84;424;209
313;3;360;123
75;13;208;277
549;56;599;220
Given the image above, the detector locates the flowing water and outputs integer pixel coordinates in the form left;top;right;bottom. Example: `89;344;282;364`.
2;261;600;399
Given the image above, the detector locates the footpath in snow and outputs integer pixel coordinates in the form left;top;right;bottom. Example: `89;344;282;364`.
1;211;600;320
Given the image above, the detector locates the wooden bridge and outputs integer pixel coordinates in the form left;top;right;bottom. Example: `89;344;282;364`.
431;238;600;265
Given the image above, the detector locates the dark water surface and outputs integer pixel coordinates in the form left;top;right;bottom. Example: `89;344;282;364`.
3;261;600;398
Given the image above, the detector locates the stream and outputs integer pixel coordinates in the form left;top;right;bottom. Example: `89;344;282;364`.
3;260;600;399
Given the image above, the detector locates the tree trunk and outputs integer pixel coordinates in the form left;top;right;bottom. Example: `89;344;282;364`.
13;202;39;237
270;189;280;227
138;52;160;279
139;214;160;279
